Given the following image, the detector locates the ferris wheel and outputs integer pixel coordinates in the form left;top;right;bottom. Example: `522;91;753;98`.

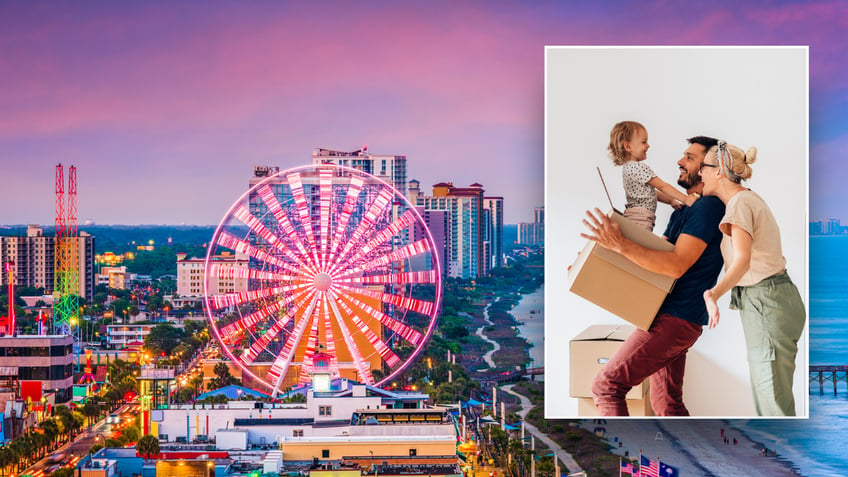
203;164;442;397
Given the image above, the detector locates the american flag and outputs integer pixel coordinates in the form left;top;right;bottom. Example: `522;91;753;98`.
621;459;640;476
640;455;660;477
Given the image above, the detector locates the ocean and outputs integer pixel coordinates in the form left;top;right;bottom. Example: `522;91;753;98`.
514;286;545;369
738;235;848;476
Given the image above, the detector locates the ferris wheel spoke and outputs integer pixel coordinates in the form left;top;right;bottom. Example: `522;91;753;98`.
330;292;401;368
327;175;365;264
256;184;313;261
219;299;284;344
337;292;423;347
241;308;295;363
297;296;325;385
286;172;322;267
329;209;418;276
334;282;436;316
330;188;394;272
317;169;333;269
340;270;439;287
216;231;306;277
232;205;317;273
210;283;310;311
320;299;341;376
268;294;320;397
335;238;432;280
208;263;304;285
219;286;312;343
326;293;375;385
242;288;317;363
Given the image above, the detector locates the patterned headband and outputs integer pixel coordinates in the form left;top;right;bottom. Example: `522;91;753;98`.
716;140;739;182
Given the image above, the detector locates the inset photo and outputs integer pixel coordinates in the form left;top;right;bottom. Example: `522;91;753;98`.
544;46;808;418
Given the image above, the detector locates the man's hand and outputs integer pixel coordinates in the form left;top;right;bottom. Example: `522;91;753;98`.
580;208;624;253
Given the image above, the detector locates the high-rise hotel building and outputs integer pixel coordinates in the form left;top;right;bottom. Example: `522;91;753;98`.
517;206;544;247
0;225;94;299
409;181;502;279
311;147;408;196
483;197;504;271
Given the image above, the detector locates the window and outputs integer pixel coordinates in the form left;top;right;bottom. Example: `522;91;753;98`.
319;405;332;416
292;429;303;437
409;449;417;457
322;449;330;458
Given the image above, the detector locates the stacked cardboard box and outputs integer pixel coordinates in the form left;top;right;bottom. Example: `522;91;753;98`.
570;324;654;417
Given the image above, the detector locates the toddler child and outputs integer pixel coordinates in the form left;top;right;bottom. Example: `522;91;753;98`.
608;121;698;231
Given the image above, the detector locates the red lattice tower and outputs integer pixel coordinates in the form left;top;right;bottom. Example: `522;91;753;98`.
68;166;79;307
53;164;79;332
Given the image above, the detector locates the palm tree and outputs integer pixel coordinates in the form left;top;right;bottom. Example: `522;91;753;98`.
82;401;100;429
105;388;123;410
9;437;27;472
71;411;86;437
31;432;49;461
123;426;141;445
54;406;75;442
0;446;13;476
190;375;204;398
41;418;60;448
136;434;160;459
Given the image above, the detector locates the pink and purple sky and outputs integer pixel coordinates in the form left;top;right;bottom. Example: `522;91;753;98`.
1;1;846;225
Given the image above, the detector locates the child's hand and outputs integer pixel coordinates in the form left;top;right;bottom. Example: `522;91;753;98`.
683;193;700;207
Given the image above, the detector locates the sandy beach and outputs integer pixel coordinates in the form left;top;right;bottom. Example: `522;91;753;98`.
595;418;802;476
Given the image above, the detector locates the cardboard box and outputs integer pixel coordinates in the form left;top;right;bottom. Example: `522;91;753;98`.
567;210;676;330
577;397;654;417
569;324;648;400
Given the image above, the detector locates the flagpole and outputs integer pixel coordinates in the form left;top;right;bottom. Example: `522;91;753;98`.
619;456;622;477
639;449;642;477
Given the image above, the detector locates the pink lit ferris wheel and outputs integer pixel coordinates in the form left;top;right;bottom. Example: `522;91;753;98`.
203;165;442;397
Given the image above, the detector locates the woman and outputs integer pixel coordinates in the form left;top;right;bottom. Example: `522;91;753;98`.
700;140;806;416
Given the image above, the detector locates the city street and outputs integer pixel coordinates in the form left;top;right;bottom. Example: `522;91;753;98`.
20;403;135;477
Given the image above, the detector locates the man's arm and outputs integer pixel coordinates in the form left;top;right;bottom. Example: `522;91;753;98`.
581;208;707;279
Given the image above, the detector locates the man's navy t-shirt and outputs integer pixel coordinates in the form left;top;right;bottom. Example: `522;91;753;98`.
658;195;726;326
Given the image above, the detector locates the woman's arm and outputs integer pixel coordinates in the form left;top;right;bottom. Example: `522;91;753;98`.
704;224;753;329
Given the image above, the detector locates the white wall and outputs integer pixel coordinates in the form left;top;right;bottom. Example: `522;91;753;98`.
544;46;808;417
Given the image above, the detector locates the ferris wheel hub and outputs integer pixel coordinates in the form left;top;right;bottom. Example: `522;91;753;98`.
314;272;332;291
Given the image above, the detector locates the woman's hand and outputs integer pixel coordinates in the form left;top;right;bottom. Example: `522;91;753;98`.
704;288;720;329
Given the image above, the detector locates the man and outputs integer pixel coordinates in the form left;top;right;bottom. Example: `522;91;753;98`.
581;136;723;416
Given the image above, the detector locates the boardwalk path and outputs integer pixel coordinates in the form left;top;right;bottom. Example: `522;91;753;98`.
475;300;499;370
501;384;583;474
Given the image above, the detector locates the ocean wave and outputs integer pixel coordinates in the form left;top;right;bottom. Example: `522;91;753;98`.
734;398;848;476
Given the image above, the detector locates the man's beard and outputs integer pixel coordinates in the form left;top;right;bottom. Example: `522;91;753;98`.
678;170;701;190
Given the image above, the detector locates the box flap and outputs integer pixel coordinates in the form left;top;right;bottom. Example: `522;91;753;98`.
571;325;615;342
593;246;676;290
607;324;636;341
611;211;674;251
571;324;635;342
